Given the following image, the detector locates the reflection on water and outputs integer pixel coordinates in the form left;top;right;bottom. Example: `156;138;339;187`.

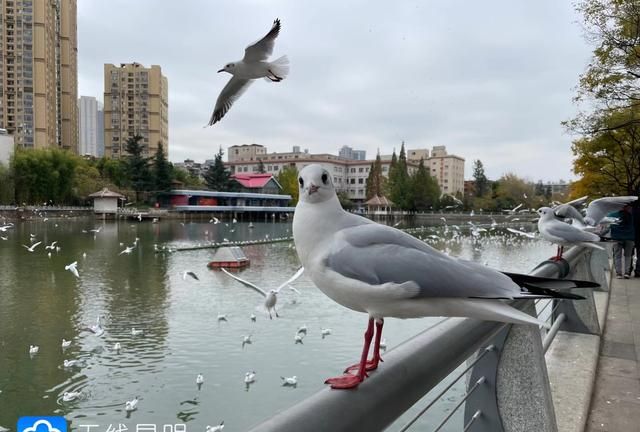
0;218;550;431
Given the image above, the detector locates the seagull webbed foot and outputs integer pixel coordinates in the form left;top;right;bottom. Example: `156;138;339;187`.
324;373;364;389
343;357;382;373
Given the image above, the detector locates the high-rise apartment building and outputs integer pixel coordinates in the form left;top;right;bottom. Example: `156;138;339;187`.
78;96;98;156
0;0;78;150
103;62;168;158
338;145;366;160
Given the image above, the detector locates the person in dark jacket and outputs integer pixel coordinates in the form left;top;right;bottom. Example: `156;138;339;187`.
609;204;635;278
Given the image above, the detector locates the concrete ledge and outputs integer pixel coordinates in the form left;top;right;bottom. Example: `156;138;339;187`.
546;331;601;432
593;291;609;333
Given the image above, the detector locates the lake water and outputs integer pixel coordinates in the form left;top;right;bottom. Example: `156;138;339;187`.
0;218;553;431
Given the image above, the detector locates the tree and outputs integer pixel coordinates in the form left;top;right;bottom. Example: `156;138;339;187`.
173;167;203;188
276;165;299;205
204;147;234;191
12;148;78;204
152;143;172;192
124;135;151;201
493;173;537;210
411;158;440;211
257;159;266;174
0;162;14;204
472;160;488;197
365;152;385;199
387;142;411;209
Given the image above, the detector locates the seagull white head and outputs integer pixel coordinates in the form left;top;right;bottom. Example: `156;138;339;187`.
298;165;336;204
218;63;236;74
536;207;554;218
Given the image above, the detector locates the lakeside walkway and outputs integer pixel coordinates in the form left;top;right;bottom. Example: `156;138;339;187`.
586;276;640;431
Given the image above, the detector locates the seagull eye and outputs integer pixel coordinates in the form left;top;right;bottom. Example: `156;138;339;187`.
321;173;328;184
298;177;304;187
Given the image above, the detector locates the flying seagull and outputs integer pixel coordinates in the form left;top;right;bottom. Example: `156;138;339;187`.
65;261;79;278
292;164;597;389
208;18;289;125
22;241;42;252
221;267;303;319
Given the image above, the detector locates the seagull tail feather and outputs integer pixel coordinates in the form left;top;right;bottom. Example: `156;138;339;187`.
268;55;290;80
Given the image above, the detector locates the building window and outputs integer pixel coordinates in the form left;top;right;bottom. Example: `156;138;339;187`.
359;168;364;173
350;179;355;184
351;168;356;173
358;178;364;184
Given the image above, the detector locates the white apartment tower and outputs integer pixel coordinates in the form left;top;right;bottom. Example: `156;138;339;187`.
78;96;99;156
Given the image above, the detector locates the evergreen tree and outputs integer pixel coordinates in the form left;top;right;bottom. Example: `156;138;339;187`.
365;152;385;199
472;160;488;197
535;180;545;196
152;143;172;192
411;158;440;211
204;147;234;191
257;159;266;174
388;142;411;209
124;135;151;202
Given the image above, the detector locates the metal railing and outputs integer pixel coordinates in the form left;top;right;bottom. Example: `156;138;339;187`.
248;245;609;432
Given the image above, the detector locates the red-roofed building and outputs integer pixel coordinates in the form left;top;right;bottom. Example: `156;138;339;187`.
231;173;282;195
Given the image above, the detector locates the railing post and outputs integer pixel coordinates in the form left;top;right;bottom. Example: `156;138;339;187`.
465;302;557;432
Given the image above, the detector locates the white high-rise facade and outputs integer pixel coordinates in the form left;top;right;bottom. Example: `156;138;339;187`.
78;96;99;156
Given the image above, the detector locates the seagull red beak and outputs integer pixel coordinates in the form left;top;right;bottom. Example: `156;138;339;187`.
309;184;319;195
217;68;224;73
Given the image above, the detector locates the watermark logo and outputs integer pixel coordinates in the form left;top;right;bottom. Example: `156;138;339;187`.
18;417;67;432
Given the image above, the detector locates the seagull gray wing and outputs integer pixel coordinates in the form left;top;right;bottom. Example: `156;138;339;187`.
243;18;281;62
325;224;520;299
220;268;266;297
585;196;637;225
275;267;304;292
553;203;585;223
208;77;253;125
543;219;601;242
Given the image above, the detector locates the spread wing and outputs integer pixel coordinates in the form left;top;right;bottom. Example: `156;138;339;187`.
220;268;266;297
585;196;637;225
275;267;304;292
208;77;253;125
325;223;520;299
243;18;281;62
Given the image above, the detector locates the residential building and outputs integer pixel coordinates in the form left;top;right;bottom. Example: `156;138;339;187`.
225;145;419;203
0;0;78;150
546;181;570;197
407;148;429;162
424;146;465;196
227;143;268;162
0;128;14;165
96;104;104;157
103;63;168;158
78;96;99;156
338;145;366;160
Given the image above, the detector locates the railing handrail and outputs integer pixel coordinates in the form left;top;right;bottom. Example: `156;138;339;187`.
247;245;594;432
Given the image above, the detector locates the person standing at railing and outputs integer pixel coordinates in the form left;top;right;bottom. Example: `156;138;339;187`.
608;204;636;279
633;199;640;278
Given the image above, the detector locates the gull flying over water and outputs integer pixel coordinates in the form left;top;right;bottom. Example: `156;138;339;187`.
65;261;79;278
182;271;199;281
221;267;303;319
208;18;289;125
22;241;41;252
292;164;598;389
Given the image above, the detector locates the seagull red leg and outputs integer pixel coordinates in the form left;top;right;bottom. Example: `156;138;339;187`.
325;318;374;389
344;318;384;373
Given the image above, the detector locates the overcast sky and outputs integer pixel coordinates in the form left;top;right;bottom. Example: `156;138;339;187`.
77;0;593;182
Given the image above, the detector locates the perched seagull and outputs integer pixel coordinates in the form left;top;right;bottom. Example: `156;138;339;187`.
221;267;303;319
208;18;289;125
292;164;597;389
62;391;81;402
22;241;42;252
321;328;332;339
281;376;298;387
242;334;252;349
206;422;225;432
537;207;604;260
182;271;200;281
125;397;139;412
244;371;256;384
65;261;79;278
29;345;39;355
61;339;72;348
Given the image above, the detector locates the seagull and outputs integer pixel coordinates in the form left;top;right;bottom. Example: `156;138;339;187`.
114;342;122;352
217;314;228;323
45;241;58;250
321;328;332;339
244;371;256;384
537;207;604;260
555;196;637;227
63;359;79;368
209;217;220;224
29;345;39;355
131;328;143;336
208;18;289;125
88;316;104;336
62;391;81;402
65;261;79;278
292;164;597;389
119;246;135;255
22;241;42;252
379;338;387;352
242;335;252;349
196;373;204;385
296;325;307;335
281;376;298;387
125;397;139;412
294;333;304;344
61;339;71;348
206;422;225;432
250;313;257;322
221;267;303;319
182;271;199;281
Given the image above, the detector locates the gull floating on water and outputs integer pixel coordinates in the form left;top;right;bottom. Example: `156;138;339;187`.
294;333;304;345
114;342;122;352
217;314;228;322
65;261;79;278
244;371;256;384
250;313;257;322
206;422;225;432
292;164;597;389
208;18;289;125
29;345;39;355
281;376;298;387
242;335;252;349
196;373;204;385
62;391;81;402
61;339;71;348
221;267;303;319
131;328;143;336
321;328;332;339
63;359;79;368
125;396;139;412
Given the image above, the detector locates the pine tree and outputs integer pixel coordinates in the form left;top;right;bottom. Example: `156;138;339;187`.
204;147;234;191
388;142;410;209
472;160;488;197
411;158;440;211
124;135;151;202
365;152;385;199
152;143;172;192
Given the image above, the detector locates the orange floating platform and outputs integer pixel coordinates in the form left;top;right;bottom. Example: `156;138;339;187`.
207;246;250;269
